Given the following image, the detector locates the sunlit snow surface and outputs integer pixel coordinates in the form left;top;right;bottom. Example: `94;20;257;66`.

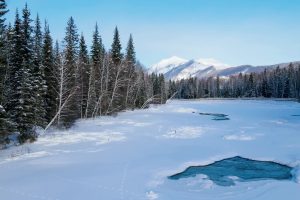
1;100;300;200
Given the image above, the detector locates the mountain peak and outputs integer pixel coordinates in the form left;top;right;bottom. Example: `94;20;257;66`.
148;56;230;79
148;56;188;74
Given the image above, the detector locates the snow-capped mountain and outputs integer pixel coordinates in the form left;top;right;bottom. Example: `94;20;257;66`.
148;56;188;75
149;56;231;80
149;56;300;80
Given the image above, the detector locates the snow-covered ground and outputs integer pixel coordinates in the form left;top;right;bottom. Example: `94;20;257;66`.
1;99;300;200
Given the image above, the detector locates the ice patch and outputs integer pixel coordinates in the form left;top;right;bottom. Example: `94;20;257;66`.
223;134;255;141
169;156;293;186
163;127;203;139
146;191;159;200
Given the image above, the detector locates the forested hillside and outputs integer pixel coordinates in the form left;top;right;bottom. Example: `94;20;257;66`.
168;65;300;99
0;1;166;146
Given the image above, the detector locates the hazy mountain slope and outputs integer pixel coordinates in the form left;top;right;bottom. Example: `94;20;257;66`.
149;57;300;80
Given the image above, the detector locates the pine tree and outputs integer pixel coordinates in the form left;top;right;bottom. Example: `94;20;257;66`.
77;34;90;118
125;34;136;65
247;73;255;97
18;5;36;142
54;40;65;127
287;64;296;97
111;27;122;65
159;74;167;103
91;24;103;66
107;27;125;114
32;14;47;127
21;4;33;64
151;73;160;96
261;69;271;97
274;66;283;97
2;23;13;104
43;22;58;123
167;80;177;98
6;11;22;113
134;71;147;108
216;76;220;97
7;6;37;142
33;15;42;66
86;23;103;117
0;0;8;104
283;79;290;98
124;34;136;108
61;17;79;127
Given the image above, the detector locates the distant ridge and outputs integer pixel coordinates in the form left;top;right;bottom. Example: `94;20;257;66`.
148;57;300;80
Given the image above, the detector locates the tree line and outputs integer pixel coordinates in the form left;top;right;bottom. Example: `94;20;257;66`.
0;1;166;146
168;64;300;99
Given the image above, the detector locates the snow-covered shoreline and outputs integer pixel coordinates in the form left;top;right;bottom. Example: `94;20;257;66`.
1;99;300;200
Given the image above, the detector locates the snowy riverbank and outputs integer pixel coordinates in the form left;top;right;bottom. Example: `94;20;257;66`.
1;99;300;200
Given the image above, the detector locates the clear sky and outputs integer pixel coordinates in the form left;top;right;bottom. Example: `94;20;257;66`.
5;0;300;67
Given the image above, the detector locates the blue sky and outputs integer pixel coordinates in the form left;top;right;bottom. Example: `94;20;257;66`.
5;0;300;67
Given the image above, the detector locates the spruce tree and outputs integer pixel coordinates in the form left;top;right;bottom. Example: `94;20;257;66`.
33;14;47;127
0;0;8;104
261;69;271;97
61;17;79;127
247;73;255;97
216;76;220;97
87;23;103;117
77;34;90;118
7;6;37;142
19;5;36;142
53;40;63;126
135;72;146;108
107;27;124;113
6;11;22;113
283;79;290;98
110;26;123;88
91;23;103;67
33;15;42;65
21;4;33;64
125;34;136;65
274;66;283;97
111;27;122;65
2;23;13;104
124;34;136;108
159;74;167;103
43;22;58;123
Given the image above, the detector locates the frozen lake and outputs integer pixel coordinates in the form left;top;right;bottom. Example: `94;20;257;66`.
1;99;300;200
169;156;293;186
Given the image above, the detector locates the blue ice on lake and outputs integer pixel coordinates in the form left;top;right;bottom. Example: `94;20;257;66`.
169;156;293;186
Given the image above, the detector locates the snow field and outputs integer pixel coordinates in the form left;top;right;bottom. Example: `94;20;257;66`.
0;99;300;200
